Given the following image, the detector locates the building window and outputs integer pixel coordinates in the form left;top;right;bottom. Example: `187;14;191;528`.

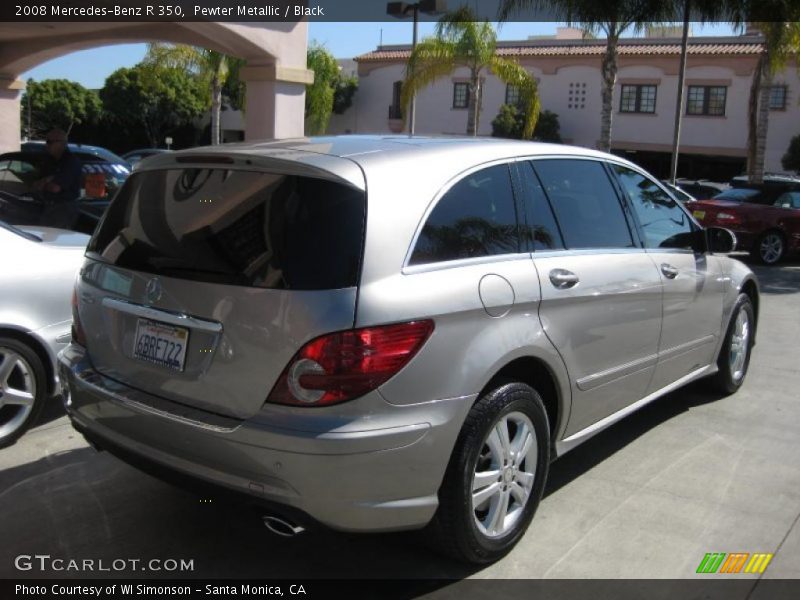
389;81;403;119
453;82;469;109
505;84;521;106
769;85;787;110
687;85;727;116
567;82;586;110
620;84;657;113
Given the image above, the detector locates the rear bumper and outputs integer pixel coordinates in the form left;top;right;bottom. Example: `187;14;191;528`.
58;344;472;533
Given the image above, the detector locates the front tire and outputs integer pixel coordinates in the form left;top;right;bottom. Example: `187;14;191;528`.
426;382;550;564
0;337;48;448
707;294;755;395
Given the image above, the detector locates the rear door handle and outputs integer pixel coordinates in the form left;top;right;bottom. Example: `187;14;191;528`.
549;269;580;289
661;263;679;279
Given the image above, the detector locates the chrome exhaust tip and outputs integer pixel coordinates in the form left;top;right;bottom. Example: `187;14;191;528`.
262;515;305;537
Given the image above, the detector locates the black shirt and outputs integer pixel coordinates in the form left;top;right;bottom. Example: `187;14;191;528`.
43;150;82;204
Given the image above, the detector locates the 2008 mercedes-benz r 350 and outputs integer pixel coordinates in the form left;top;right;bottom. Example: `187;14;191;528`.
59;136;758;564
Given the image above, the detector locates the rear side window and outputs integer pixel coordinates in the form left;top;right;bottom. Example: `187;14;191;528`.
409;163;519;265
532;159;634;249
88;168;365;290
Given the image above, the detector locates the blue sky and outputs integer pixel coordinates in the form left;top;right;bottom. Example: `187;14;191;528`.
23;22;735;89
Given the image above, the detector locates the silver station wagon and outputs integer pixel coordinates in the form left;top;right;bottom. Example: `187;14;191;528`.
59;136;758;563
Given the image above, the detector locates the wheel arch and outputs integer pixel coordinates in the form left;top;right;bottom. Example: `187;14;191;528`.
0;326;56;395
477;354;569;456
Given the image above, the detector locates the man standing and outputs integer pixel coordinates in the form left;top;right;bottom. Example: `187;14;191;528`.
33;128;83;230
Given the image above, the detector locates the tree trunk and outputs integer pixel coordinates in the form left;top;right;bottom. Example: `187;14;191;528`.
211;76;222;146
466;70;481;136
599;28;619;153
748;50;772;184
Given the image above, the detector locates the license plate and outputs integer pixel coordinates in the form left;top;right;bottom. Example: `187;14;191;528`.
133;318;189;372
693;210;706;220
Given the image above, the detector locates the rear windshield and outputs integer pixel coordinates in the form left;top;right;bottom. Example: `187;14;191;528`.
713;189;765;203
87;168;366;290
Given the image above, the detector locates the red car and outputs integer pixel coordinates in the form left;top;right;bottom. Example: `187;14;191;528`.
686;188;800;265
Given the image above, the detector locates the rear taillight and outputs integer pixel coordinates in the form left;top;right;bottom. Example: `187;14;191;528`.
267;320;435;407
71;288;87;347
715;212;741;225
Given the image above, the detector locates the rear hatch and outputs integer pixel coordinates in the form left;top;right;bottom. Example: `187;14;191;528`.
77;152;366;420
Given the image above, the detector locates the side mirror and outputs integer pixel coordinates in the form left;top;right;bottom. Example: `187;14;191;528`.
706;227;737;254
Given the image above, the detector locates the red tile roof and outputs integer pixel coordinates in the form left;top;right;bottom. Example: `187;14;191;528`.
355;39;764;62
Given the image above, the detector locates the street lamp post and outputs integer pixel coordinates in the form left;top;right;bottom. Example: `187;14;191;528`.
387;0;446;136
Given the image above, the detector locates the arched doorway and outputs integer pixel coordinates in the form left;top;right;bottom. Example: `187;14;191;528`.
0;22;312;151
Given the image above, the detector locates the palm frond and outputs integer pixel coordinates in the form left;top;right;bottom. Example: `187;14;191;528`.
400;38;458;114
491;57;541;139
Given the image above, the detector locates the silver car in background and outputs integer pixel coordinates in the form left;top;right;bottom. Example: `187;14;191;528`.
0;222;89;447
59;137;758;563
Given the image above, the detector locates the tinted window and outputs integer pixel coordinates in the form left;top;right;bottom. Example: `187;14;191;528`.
410;164;519;265
532;159;634;249
89;168;365;290
775;192;800;209
614;166;694;250
519;162;564;250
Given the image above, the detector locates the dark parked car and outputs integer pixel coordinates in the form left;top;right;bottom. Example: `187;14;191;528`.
0;146;130;234
21;141;131;168
122;148;173;165
686;186;800;264
674;179;729;200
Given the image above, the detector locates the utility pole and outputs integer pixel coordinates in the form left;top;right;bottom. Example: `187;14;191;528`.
670;0;691;185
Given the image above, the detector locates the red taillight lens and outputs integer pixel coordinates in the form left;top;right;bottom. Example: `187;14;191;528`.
267;320;435;407
71;288;87;347
715;212;741;225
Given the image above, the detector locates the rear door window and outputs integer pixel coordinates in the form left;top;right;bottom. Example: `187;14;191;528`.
409;163;520;265
531;159;635;249
517;162;564;250
88;168;366;290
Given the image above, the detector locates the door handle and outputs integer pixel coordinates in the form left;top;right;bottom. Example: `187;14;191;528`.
661;263;679;279
549;269;580;289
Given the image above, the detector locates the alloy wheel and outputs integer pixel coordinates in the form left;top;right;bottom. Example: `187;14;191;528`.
729;309;750;383
471;411;537;538
759;233;784;264
0;348;37;439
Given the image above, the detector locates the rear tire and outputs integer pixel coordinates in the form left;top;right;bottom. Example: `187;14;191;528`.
707;294;755;395
425;381;550;564
0;337;48;448
752;230;785;265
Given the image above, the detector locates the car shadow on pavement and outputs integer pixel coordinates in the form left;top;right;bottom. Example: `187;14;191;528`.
1;384;724;581
0;441;475;581
544;380;722;498
35;393;68;428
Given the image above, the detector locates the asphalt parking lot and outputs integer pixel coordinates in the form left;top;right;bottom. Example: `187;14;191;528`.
2;256;799;586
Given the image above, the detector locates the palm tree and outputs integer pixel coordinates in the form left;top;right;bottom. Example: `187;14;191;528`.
499;0;670;152
744;21;800;182
401;6;541;138
144;44;241;145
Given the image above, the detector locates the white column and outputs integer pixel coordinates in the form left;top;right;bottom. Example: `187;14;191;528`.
241;64;313;140
0;77;23;152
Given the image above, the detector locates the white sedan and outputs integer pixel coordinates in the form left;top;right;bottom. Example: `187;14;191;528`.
0;221;88;447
